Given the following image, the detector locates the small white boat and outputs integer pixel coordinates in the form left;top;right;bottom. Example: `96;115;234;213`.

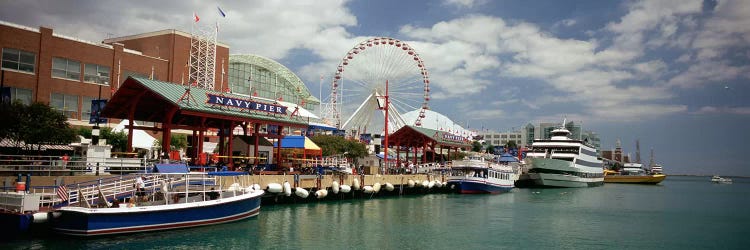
711;175;732;184
50;173;263;236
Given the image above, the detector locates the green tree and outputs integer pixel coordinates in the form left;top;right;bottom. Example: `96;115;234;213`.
101;127;127;152
19;102;76;150
310;135;368;163
471;141;482;152
451;151;468;160
76;127;92;139
344;139;368;165
0;100;26;149
485;144;495;154
155;134;188;151
506;140;518;150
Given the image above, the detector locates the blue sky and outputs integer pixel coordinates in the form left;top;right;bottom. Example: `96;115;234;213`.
2;0;749;176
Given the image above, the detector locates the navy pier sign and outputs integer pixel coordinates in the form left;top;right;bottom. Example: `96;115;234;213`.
206;94;287;114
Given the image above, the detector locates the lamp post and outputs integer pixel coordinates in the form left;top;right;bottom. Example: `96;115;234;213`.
91;81;106;145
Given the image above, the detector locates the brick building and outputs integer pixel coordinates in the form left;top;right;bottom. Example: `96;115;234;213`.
0;20;229;127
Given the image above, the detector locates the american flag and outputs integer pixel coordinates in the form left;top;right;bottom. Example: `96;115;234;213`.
57;185;69;201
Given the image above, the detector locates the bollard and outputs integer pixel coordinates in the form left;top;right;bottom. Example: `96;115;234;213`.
96;162;100;176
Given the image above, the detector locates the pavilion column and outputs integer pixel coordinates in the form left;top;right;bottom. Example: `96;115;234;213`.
276;125;284;169
198;117;206;165
422;141;427;164
413;146;417;165
245;125;251;162
396;145;400;171
228;121;235;169
253;123;260;168
190;130;197;164
161;107;178;158
440;146;444;164
405;147;409;167
218;121;225;159
127;118;134;154
126;93;140;154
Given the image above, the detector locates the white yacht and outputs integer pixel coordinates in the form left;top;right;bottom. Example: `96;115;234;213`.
525;120;604;187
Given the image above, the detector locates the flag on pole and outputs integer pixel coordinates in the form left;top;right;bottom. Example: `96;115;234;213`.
57;185;69;201
194;12;200;22
217;6;227;17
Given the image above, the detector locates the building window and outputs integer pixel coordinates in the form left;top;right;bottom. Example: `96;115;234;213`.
84;63;111;85
52;57;81;81
6;87;32;105
51;93;79;119
501;135;507;138
2;48;36;73
81;96;94;121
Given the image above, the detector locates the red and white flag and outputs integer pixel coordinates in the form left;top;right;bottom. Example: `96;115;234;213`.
57;185;69;201
194;12;200;23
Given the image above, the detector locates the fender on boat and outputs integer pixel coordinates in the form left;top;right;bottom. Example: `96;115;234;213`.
407;179;415;188
353;178;361;190
363;186;375;194
373;182;382;193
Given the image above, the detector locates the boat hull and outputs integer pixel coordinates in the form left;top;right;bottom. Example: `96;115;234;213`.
447;179;513;194
527;158;603;188
51;192;262;236
604;174;666;184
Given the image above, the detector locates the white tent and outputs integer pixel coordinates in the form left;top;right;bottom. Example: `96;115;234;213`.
113;120;157;150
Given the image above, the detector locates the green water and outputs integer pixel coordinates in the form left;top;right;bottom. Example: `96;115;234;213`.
4;176;749;249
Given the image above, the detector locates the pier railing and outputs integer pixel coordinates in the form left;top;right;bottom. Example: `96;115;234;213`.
0;154;148;176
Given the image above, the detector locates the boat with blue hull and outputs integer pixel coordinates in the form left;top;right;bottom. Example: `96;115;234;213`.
446;155;518;194
50;173;264;236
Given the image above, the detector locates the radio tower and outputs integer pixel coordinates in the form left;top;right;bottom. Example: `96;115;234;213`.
189;18;218;90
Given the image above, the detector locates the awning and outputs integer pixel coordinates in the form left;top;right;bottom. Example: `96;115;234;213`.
498;153;519;162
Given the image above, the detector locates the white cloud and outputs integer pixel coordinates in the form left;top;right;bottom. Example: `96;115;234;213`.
464;108;505;120
693;106;750;115
668;60;750;88
442;0;487;8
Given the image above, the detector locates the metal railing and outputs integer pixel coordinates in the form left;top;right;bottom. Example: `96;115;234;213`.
0;154;148;176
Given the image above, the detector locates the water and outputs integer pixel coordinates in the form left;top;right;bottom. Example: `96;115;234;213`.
4;176;749;249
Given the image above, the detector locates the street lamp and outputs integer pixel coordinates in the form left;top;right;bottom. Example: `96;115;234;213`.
91;80;106;145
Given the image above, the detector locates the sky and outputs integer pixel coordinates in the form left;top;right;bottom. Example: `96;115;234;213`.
1;0;749;176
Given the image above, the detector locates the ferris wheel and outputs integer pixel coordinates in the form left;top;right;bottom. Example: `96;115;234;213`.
329;37;431;134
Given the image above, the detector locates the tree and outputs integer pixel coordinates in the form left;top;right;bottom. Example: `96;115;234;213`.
154;134;188;151
450;151;468;160
18;102;76;150
506;140;518;150
471;141;482;152
310;135;367;163
76;127;92;139
0;100;26;149
100;127;127;152
485;144;495;154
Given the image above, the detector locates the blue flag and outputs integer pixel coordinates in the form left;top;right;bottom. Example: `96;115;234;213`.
218;6;226;17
